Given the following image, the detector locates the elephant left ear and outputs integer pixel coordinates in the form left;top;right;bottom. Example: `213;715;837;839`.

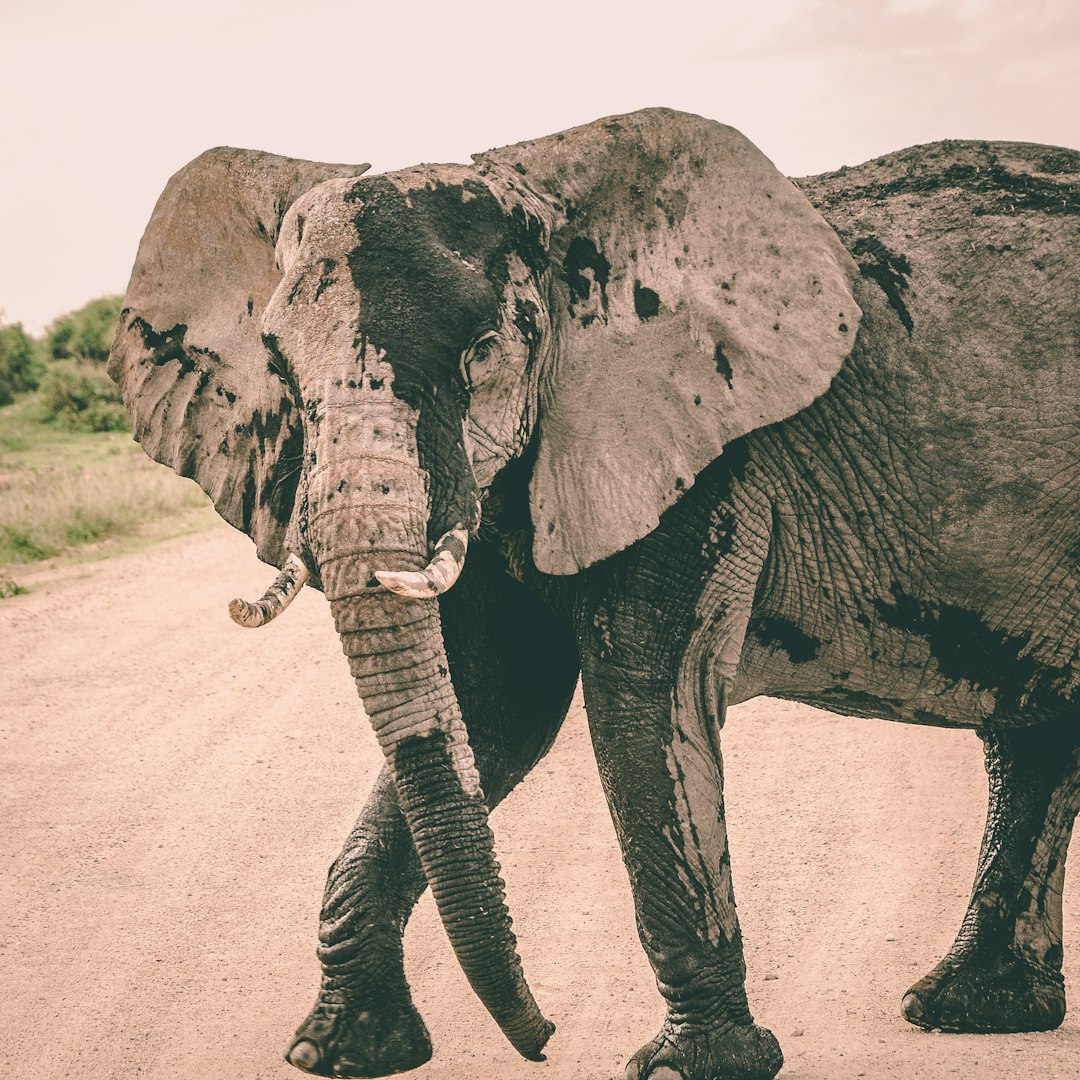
480;108;860;574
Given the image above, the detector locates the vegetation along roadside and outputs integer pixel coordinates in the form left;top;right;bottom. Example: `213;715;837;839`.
0;296;211;595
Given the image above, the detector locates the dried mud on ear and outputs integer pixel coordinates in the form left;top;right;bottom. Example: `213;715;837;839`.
479;109;861;575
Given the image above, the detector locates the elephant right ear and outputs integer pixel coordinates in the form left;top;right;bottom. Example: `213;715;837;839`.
108;148;369;568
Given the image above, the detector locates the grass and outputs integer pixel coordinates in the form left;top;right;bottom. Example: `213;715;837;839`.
0;396;212;572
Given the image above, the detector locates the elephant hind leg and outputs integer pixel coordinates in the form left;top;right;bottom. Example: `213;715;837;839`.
902;717;1080;1034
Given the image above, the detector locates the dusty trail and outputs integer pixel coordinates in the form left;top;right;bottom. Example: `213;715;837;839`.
1;523;1077;1079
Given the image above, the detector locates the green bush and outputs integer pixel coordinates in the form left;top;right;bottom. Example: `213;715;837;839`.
44;294;123;364
37;359;129;432
0;322;43;405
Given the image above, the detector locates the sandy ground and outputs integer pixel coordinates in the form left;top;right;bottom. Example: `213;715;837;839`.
2;521;1078;1080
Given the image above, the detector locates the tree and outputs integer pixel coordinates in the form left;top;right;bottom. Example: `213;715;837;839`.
44;295;123;364
0;320;42;406
36;359;129;431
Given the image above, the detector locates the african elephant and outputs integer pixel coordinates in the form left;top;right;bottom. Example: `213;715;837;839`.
108;108;1079;1080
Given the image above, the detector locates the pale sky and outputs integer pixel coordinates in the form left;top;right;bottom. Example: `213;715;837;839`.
2;0;1078;333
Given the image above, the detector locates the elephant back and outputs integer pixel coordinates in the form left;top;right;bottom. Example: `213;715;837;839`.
798;141;1080;703
798;140;1080;345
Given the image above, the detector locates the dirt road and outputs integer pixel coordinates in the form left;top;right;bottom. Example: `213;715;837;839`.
2;523;1077;1079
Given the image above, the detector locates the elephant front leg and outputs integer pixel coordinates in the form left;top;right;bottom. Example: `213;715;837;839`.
580;651;782;1080
287;543;580;1076
902;719;1080;1034
287;767;432;1077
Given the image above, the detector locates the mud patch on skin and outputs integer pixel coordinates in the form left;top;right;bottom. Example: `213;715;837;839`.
634;281;661;321
509;204;550;277
852;237;914;336
249;404;304;528
314;257;339;301
805;144;1080;218
262;332;293;387
128;315;303;533
713;343;734;389
403;178;513;288
655;188;689;228
860;159;1080;217
342;176;507;536
748;616;821;664
129;317;208;378
873;587;1073;716
562;237;611;317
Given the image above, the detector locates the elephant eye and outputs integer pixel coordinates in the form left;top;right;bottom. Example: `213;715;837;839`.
460;331;500;389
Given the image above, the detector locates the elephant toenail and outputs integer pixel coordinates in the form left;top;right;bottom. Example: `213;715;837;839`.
902;992;924;1021
286;1039;321;1071
649;1068;685;1080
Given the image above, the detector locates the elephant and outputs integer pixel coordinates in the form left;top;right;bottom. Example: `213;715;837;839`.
108;108;1079;1080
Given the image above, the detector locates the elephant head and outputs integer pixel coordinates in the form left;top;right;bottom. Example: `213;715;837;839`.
108;108;860;1058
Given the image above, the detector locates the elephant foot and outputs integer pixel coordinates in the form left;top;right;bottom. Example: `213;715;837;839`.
902;947;1065;1034
285;991;432;1077
624;1018;783;1080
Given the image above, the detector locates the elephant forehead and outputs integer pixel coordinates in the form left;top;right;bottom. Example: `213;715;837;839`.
267;181;487;362
332;179;505;360
352;174;510;274
277;177;364;271
277;167;552;359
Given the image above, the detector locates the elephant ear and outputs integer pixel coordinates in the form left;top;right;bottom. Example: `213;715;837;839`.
481;108;860;574
108;147;369;568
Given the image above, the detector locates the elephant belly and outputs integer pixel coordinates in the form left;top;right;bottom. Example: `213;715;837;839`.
726;359;1080;732
730;608;1077;730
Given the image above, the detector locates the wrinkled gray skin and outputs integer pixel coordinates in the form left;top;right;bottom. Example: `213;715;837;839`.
109;109;1079;1080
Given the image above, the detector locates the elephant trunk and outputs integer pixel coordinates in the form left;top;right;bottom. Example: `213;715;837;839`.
307;438;553;1060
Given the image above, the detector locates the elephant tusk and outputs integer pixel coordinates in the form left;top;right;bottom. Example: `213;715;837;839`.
375;525;469;599
228;553;309;627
